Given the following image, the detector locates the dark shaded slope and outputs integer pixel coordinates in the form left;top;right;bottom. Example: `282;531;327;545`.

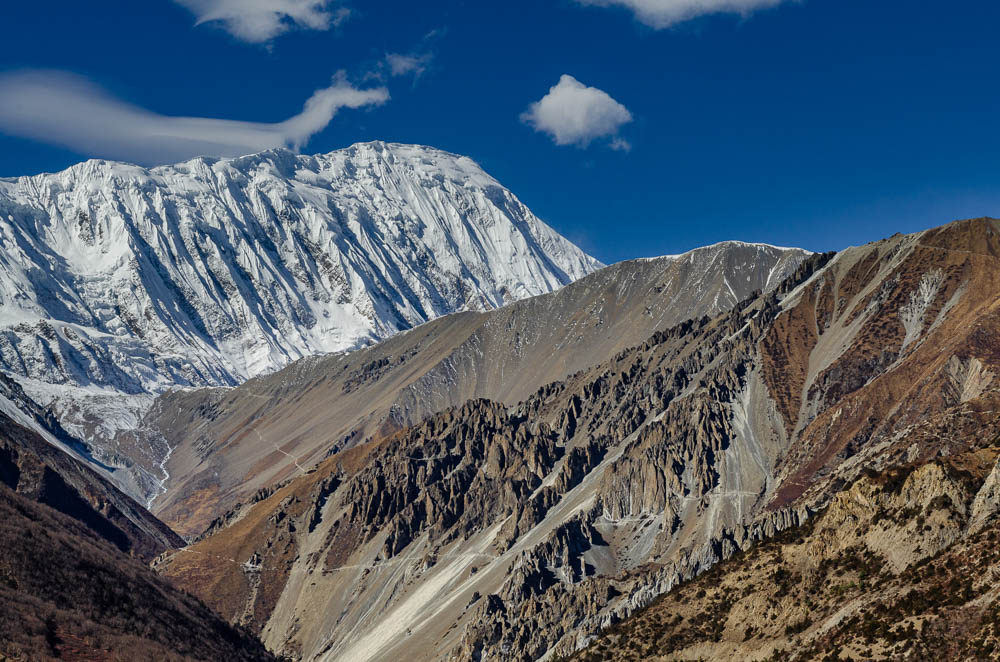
0;411;182;560
0;481;277;662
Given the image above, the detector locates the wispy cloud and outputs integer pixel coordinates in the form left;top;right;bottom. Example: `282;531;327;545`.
0;70;388;165
576;0;788;28
385;52;434;78
173;0;350;43
370;31;442;82
521;75;632;150
609;137;632;152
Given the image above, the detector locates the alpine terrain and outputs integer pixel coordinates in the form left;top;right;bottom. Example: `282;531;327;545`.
142;239;809;538
2;1;992;660
153;217;1000;661
0;141;601;502
5;146;1000;662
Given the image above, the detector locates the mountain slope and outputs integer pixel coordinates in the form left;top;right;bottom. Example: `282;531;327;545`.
156;218;1000;662
0;409;274;660
0;394;183;560
0;141;600;501
568;447;1000;661
153;248;824;658
0;478;275;661
142;241;808;537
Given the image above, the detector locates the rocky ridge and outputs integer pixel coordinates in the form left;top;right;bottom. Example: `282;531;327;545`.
145;241;808;538
155;249;828;660
155;218;1000;662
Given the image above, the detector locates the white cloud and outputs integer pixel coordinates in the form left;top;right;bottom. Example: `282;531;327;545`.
375;31;442;81
521;75;632;149
385;52;433;78
576;0;787;28
173;0;350;43
0;70;388;165
609;137;632;152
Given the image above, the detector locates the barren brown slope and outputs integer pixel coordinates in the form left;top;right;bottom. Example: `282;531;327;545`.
0;411;274;661
0;483;276;662
763;217;1000;511
154;218;1000;662
147;242;808;538
568;445;1000;662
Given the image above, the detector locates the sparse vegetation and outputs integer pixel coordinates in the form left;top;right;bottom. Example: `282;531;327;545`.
566;449;1000;661
0;485;277;662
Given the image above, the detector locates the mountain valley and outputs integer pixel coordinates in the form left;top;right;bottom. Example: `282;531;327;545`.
150;217;1000;661
145;239;809;538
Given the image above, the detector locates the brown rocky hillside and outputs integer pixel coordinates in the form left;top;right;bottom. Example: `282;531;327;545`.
0;409;182;560
567;446;1000;661
156;218;1000;662
0;416;277;662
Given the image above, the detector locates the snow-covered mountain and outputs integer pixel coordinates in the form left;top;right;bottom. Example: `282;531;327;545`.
0;141;601;495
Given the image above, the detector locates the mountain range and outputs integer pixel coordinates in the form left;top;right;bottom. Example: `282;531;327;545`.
2;143;1000;662
154;217;1000;661
144;238;808;538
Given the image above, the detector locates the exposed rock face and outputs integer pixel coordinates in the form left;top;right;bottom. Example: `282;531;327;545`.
147;241;808;537
156;251;827;660
157;218;1000;662
969;454;1000;534
766;218;1000;512
0;141;601;502
945;355;995;405
568;448;1000;661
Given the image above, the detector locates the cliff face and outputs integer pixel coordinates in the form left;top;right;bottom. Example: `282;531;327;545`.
146;241;808;539
568;448;1000;661
156;218;1000;662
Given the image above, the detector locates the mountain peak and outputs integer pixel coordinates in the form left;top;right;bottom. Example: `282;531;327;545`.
920;216;1000;257
0;143;601;502
637;239;813;263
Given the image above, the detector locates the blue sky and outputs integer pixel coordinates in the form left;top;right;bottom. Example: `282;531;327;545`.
1;0;999;264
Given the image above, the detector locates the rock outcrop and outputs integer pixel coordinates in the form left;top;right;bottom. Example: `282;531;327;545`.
568;448;1000;661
